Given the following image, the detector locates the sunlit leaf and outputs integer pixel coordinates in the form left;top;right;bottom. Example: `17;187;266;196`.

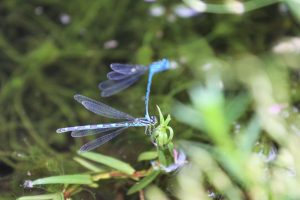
238;115;261;153
145;185;170;200
189;85;234;149
225;93;250;124
17;193;64;200
285;0;300;23
172;101;204;130
74;156;106;172
80;152;135;175
127;170;160;195
138;151;158;161
30;174;93;186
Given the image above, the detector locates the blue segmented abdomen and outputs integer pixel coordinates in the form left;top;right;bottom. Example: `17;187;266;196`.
56;121;146;133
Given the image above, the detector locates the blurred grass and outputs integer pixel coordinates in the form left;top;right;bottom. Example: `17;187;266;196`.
1;0;300;199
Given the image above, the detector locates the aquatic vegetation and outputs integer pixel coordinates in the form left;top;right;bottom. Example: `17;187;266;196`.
18;107;184;199
1;0;300;199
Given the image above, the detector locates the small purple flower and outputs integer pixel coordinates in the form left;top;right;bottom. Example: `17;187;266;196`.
149;5;165;17
162;150;186;172
173;5;198;18
268;104;286;114
23;180;33;188
103;40;118;49
152;149;187;173
60;13;71;25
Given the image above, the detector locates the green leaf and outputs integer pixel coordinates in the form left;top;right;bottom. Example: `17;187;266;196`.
17;193;64;200
189;86;232;148
172;101;204;131
145;185;170;200
127;170;160;195
74;156;106;172
285;0;300;23
225;93;250;124
158;149;167;166
138;151;158;161
30;174;93;186
239;115;261;153
80;152;135;175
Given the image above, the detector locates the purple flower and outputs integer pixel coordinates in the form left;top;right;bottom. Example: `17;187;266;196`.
103;40;118;49
23;180;33;188
174;5;198;18
150;149;186;173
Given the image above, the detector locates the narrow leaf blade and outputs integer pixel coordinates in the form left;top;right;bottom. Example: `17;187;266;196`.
80;152;135;175
74;157;106;172
138;151;158;161
127;170;160;195
30;174;93;186
17;193;64;200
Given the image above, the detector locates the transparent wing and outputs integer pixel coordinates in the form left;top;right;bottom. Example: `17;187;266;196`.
107;71;131;80
74;94;134;120
78;127;127;152
110;63;148;75
99;72;144;97
71;128;118;137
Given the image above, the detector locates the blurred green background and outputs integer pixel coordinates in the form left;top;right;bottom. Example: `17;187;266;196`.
1;0;300;199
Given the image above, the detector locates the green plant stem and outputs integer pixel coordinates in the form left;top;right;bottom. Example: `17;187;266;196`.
92;168;152;181
243;0;283;12
183;0;283;14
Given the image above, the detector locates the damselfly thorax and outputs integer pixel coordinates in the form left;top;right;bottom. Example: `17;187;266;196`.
136;115;157;125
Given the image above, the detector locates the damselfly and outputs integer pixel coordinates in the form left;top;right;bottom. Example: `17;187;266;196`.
99;59;170;119
57;94;157;152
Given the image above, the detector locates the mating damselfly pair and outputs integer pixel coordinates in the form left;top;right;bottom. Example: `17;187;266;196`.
57;59;171;152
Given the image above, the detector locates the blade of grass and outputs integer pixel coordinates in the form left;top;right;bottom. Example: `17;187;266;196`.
127;170;160;195
29;174;93;186
74;156;106;172
138;151;158;162
80;152;135;175
17;193;64;200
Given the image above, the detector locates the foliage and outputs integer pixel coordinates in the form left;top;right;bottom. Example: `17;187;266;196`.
17;107;181;199
1;0;300;199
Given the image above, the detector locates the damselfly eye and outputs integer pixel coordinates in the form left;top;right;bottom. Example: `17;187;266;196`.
150;116;157;124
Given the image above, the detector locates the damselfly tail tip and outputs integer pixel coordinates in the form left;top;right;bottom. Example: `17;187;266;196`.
78;147;88;153
71;131;78;137
56;128;66;134
73;94;82;100
100;91;112;97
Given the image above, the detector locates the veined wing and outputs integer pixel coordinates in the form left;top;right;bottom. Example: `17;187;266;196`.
79;127;127;152
71;128;118;137
110;63;148;75
107;71;132;81
74;94;134;120
99;71;144;97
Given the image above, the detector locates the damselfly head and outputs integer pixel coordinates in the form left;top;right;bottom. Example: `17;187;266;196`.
150;58;170;74
150;115;157;125
138;116;157;125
